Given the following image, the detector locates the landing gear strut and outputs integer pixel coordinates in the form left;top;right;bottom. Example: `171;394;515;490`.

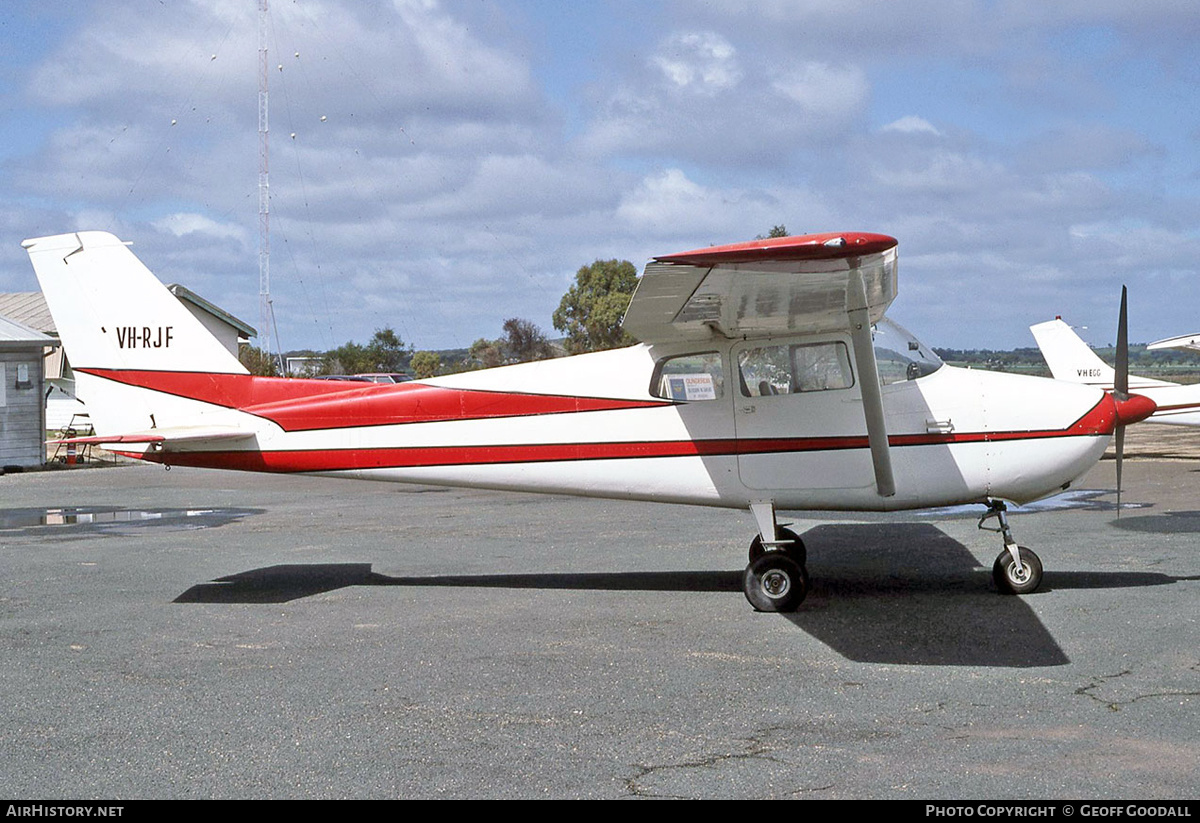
743;502;809;612
979;500;1043;595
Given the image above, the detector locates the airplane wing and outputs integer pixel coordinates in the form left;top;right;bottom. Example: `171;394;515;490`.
1147;333;1200;353
625;231;899;497
622;232;898;343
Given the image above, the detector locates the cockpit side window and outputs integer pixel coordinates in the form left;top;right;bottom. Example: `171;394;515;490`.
872;319;943;385
651;352;725;401
738;341;854;397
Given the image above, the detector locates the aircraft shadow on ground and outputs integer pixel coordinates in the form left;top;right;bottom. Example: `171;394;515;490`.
1110;510;1200;534
175;523;1185;668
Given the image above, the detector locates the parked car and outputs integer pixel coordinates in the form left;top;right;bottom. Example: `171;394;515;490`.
353;373;414;383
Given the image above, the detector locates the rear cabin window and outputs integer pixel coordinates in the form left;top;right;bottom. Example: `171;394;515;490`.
738;342;854;396
652;352;725;401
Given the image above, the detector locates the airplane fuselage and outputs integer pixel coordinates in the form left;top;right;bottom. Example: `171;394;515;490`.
28;229;1153;610
81;332;1116;513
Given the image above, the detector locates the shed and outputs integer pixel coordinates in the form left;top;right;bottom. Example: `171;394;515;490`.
0;315;56;468
166;284;257;357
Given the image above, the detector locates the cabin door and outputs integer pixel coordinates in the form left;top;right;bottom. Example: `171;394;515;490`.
732;336;876;491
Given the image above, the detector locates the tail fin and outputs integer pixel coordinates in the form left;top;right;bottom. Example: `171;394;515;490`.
23;232;247;374
1029;318;1115;387
23;231;248;438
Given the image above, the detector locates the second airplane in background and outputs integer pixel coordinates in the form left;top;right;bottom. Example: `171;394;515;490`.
1031;317;1200;427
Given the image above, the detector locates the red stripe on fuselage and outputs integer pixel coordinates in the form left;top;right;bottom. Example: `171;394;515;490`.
79;368;671;431
121;396;1117;474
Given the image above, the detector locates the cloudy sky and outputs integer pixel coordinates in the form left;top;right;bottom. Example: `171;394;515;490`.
1;0;1197;355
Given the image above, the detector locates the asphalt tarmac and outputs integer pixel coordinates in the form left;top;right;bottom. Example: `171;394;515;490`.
1;425;1197;799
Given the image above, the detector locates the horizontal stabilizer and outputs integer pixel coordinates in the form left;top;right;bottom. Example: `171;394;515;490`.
49;425;256;451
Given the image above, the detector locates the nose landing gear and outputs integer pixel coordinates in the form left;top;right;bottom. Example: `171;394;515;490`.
979;500;1044;595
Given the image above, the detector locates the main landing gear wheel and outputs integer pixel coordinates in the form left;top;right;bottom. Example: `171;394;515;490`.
743;553;808;612
992;546;1043;595
748;526;807;565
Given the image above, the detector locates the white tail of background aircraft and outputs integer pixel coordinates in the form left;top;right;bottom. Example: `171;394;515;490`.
1031;318;1200;426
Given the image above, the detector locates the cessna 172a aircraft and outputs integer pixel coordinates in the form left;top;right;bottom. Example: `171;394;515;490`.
25;230;1156;612
1032;317;1200;427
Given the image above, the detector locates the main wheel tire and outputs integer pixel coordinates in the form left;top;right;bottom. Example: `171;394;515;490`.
743;553;808;612
748;526;807;565
992;546;1043;595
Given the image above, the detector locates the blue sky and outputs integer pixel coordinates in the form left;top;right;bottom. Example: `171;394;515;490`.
1;0;1198;354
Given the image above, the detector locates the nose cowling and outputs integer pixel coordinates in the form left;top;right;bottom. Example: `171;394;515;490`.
1114;392;1156;427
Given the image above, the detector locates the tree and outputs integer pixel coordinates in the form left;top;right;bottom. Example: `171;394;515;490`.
410;350;441;379
756;225;789;239
552;259;639;354
323;327;410;374
365;327;409;372
467;337;505;369
464;318;555;370
239;344;280;377
500;317;554;363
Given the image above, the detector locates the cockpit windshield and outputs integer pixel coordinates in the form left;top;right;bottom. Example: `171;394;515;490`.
873;318;943;384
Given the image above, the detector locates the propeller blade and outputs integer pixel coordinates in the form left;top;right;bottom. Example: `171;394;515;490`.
1115;285;1129;400
1114;284;1129;516
1115;424;1124;515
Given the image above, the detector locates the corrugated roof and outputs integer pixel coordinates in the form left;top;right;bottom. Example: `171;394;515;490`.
0;313;56;346
0;288;256;339
0;293;56;334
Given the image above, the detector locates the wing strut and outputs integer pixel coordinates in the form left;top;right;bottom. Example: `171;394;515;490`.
847;270;896;497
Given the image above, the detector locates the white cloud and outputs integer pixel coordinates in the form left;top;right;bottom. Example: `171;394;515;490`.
614;168;816;244
151;213;247;243
652;32;742;93
771;62;869;123
882;116;942;136
616;168;708;230
868;150;1006;195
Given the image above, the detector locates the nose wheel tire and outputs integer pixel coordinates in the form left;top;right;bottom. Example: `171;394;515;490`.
992;546;1043;595
743;553;808;612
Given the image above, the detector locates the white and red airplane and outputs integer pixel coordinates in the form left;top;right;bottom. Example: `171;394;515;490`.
1031;317;1200;426
24;230;1155;612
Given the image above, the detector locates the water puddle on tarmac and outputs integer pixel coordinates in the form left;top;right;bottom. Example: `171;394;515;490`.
0;506;260;533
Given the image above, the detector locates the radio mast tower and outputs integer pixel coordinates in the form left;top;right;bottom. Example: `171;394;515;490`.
257;0;279;371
